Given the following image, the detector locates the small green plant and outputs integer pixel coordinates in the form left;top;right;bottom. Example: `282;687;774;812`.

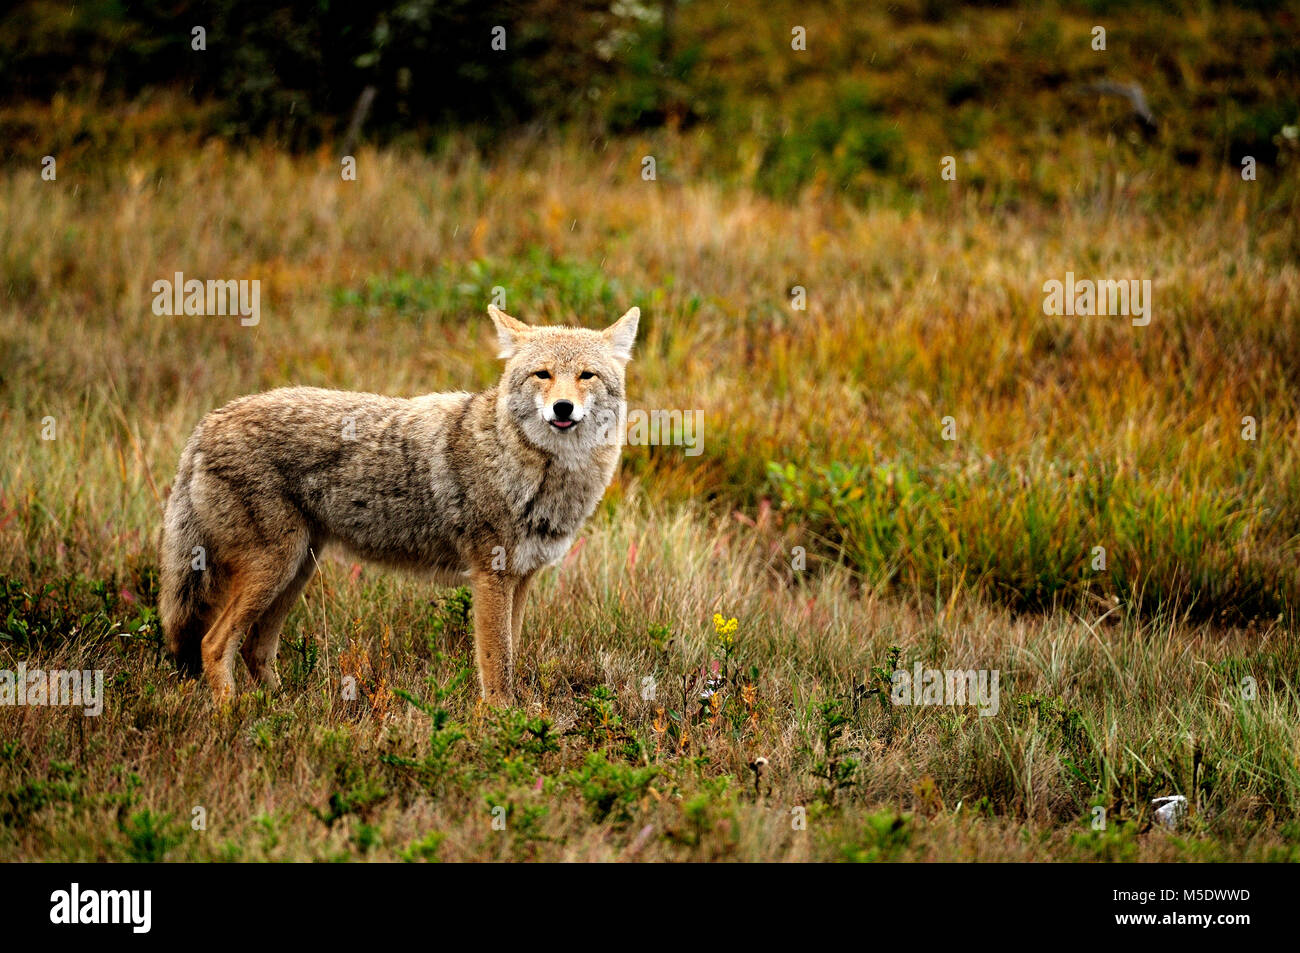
567;752;660;824
351;822;381;854
427;586;474;652
399;831;446;862
1068;819;1141;862
647;621;674;652
120;809;183;862
857;644;903;746
805;697;858;805
484;793;551;857
382;659;472;794
281;632;319;684
0;573;144;652
840;811;913;862
1015;693;1086;741
668;774;737;852
572;685;642;759
481;709;561;788
310;767;388;829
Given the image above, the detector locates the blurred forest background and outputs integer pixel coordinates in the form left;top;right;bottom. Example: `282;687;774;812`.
3;0;1297;198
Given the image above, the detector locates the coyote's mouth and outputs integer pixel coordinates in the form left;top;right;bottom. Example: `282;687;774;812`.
549;419;576;430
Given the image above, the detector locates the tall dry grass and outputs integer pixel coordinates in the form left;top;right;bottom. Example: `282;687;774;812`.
1;124;1297;859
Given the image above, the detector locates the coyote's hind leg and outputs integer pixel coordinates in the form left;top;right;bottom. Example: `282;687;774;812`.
202;530;310;699
240;550;317;690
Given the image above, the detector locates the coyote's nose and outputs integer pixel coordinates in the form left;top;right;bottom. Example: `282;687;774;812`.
552;400;574;421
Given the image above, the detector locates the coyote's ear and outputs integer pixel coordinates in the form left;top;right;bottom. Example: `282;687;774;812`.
602;307;640;363
487;304;531;359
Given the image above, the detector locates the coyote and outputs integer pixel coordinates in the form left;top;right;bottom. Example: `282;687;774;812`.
158;304;639;705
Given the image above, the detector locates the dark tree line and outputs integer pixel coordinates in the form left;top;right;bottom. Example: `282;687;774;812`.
0;0;690;144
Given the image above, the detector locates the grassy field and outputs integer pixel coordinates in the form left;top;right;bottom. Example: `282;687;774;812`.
2;1;1300;861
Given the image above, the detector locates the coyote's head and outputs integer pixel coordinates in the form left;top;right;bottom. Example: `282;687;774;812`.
488;303;639;460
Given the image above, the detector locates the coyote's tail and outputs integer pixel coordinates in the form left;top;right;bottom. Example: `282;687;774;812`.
158;439;211;677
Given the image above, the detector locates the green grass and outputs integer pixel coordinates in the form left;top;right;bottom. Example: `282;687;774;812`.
1;505;1298;860
1;0;1299;861
768;455;1299;622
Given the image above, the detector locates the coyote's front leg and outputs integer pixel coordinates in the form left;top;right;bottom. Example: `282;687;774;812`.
471;566;516;705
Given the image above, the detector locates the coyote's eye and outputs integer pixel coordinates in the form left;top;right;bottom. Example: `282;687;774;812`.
579;371;595;380
534;370;551;380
